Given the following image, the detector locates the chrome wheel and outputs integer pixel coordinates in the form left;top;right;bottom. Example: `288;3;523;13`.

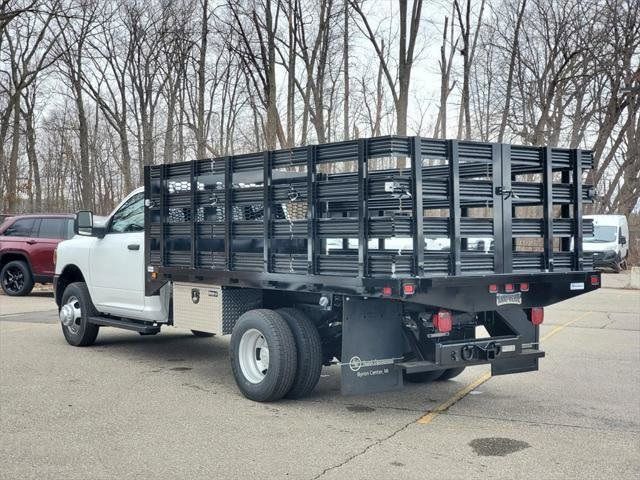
2;266;24;294
238;328;270;384
60;295;82;335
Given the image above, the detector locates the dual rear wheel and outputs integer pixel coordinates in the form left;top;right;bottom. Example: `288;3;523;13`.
229;308;323;402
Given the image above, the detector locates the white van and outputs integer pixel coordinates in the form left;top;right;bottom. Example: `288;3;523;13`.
583;214;629;272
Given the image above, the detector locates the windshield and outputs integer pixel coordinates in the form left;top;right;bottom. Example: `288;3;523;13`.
584;225;617;243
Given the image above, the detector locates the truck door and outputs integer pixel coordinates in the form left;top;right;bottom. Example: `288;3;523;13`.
90;192;145;314
31;218;68;277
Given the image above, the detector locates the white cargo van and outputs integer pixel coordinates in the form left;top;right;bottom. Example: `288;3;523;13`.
583;215;629;272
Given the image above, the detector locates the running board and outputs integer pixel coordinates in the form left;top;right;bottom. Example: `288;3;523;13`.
88;316;161;334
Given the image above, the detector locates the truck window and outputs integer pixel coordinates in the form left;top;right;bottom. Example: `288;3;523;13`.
3;218;36;237
110;193;144;233
37;218;65;239
585;225;617;243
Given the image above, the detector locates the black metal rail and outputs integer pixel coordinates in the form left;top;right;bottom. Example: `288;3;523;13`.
145;135;595;283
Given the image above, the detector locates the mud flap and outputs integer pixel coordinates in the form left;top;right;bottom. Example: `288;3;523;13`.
340;297;405;395
490;306;541;376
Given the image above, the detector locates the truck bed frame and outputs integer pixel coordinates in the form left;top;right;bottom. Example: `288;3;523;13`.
145;135;596;306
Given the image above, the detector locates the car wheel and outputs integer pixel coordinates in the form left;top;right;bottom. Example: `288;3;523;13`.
276;308;323;399
59;282;100;347
1;260;34;296
230;309;297;402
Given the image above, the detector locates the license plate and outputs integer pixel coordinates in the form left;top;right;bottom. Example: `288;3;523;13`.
496;292;522;306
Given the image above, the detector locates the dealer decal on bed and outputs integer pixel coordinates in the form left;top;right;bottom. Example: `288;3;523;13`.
496;292;522;306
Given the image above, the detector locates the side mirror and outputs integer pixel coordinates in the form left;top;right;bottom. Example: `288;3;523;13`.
620;235;627;245
74;210;106;238
75;210;94;236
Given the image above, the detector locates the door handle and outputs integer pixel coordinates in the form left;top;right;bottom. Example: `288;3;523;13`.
127;244;140;251
26;239;37;245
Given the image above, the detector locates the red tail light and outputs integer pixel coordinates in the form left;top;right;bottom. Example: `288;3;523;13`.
520;282;529;292
488;284;498;293
505;283;515;293
403;284;415;295
531;307;544;325
433;309;452;333
590;275;600;286
381;286;392;296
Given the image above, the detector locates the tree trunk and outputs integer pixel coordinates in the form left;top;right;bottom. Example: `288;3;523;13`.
196;0;208;158
6;100;20;212
343;0;349;140
73;81;93;209
497;0;526;143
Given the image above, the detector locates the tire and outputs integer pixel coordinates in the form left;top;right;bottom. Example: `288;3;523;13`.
59;282;100;347
1;260;34;296
404;370;443;383
191;330;215;337
229;309;297;402
437;367;466;381
276;308;323;399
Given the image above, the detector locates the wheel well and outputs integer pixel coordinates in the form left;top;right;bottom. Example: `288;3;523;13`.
0;252;30;271
56;265;85;307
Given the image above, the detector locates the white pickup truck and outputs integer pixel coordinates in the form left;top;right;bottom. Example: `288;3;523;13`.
54;135;602;403
55;188;170;338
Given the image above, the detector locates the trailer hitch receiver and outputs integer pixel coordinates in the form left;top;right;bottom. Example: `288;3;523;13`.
478;341;501;360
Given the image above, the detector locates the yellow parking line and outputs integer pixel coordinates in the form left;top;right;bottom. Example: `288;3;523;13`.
417;372;491;424
417;310;593;425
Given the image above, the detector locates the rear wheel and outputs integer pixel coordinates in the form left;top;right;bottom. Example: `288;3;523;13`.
230;309;297;402
59;282;100;347
191;330;214;337
404;370;443;383
437;367;466;381
276;308;323;399
1;260;34;296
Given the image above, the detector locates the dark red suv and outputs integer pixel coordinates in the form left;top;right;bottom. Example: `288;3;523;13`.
0;214;75;296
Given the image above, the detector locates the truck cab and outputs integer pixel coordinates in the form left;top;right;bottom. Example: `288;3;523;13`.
582;215;629;272
54;188;168;324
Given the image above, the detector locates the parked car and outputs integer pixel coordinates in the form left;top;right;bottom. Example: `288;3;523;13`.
0;214;75;296
582;214;629;272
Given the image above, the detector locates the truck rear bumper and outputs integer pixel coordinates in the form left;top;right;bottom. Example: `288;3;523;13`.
397;335;545;376
340;297;545;395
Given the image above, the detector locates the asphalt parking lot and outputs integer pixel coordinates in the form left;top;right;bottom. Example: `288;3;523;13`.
1;275;639;479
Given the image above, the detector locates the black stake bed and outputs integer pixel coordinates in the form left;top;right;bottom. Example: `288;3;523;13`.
144;135;596;303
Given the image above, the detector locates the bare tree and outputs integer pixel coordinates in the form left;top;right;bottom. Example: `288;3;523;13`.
433;13;457;139
453;0;485;140
351;0;423;137
0;0;61;211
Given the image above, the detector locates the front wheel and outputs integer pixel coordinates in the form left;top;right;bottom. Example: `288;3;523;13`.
1;260;34;296
59;282;100;347
230;309;297;402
